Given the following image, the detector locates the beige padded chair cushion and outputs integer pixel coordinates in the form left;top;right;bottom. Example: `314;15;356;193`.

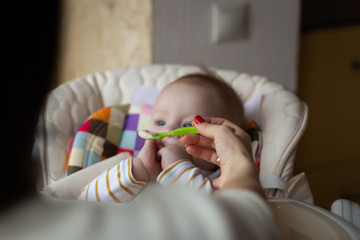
35;64;308;192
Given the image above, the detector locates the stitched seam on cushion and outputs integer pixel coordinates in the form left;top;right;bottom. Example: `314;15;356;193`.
92;72;105;108
277;102;308;178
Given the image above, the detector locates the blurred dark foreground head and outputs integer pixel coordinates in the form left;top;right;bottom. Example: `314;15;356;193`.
1;1;60;212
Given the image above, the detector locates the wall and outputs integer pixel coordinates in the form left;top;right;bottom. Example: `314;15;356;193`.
153;0;300;91
57;0;300;90
56;0;152;86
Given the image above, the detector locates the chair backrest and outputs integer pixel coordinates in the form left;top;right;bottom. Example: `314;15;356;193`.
34;64;308;197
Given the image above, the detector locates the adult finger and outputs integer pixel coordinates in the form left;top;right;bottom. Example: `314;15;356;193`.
180;134;215;148
202;117;227;125
193;116;244;137
185;144;219;165
192;121;236;142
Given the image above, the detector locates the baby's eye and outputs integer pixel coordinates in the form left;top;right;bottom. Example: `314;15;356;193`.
158;121;166;126
182;123;192;127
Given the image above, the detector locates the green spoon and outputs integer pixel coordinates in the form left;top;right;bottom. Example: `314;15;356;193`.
138;126;199;140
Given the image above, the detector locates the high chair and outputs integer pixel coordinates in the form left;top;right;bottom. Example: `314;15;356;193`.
33;64;359;239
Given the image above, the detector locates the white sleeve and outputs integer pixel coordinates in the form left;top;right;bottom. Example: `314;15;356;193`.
78;157;146;202
157;159;214;194
214;190;281;239
1;186;280;240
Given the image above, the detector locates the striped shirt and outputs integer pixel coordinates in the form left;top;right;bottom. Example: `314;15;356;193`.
79;157;214;202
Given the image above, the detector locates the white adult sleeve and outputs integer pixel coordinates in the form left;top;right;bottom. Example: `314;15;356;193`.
1;185;281;240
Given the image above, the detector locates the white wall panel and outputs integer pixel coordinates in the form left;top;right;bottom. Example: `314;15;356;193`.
153;0;300;90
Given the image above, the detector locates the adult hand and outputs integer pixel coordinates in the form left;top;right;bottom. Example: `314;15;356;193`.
180;115;264;198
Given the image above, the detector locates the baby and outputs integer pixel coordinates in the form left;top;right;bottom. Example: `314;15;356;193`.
79;70;245;202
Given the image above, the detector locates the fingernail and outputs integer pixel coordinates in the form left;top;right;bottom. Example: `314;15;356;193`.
194;115;205;125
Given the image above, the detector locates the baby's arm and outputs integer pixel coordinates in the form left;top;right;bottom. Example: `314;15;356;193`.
157;143;214;194
79;141;161;202
157;159;214;194
78;157;146;202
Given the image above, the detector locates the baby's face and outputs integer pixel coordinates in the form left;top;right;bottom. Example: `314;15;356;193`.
151;82;225;133
151;82;226;171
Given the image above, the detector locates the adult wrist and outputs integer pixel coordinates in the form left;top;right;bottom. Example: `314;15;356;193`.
219;161;264;197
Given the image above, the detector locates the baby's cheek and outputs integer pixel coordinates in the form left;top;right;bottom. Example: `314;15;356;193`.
149;124;161;132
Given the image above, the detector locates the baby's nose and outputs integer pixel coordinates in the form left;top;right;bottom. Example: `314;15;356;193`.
162;124;177;133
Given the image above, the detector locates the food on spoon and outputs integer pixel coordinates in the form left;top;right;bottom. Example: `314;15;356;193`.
138;129;157;139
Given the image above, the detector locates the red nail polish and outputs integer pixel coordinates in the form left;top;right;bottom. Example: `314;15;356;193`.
194;115;205;124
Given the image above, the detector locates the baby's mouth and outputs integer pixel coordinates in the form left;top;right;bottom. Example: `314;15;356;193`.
161;136;181;146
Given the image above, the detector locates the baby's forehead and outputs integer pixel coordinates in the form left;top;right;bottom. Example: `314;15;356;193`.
155;82;225;110
159;81;220;101
165;79;218;92
153;75;244;126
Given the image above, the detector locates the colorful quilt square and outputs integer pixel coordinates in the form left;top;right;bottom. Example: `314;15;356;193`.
128;104;142;114
72;132;88;149
119;130;137;149
106;124;122;145
138;114;151;130
68;148;85;167
78;119;90;132
89;119;108;138
83;150;101;167
117;147;134;156
102;140;118;158
67;166;82;176
135;135;146;151
109;107;126;128
141;104;153;114
85;133;105;155
112;104;130;113
90;106;111;123
123;114;139;130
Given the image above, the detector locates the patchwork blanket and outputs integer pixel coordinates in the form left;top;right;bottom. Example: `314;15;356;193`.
66;104;153;175
66;104;262;176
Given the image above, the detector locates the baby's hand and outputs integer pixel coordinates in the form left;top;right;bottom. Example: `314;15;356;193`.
158;137;191;170
133;140;162;181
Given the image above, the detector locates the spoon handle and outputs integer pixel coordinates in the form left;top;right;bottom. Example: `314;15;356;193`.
169;126;199;137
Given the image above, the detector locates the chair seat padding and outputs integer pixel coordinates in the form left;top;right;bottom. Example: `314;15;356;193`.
35;64;308;190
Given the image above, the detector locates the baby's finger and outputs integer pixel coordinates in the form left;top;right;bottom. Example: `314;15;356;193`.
155;140;164;149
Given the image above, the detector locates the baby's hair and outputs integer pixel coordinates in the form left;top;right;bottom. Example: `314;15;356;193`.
170;64;245;128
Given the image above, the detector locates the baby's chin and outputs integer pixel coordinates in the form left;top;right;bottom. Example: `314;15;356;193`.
161;137;218;171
